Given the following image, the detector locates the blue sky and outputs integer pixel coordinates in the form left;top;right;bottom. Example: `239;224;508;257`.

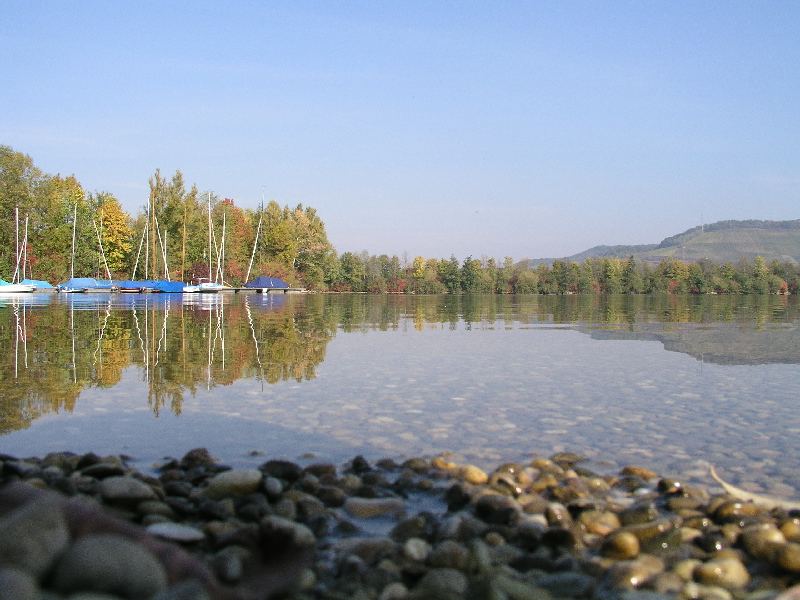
2;1;798;260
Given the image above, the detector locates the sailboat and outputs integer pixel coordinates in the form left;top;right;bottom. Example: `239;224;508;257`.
1;208;36;293
198;193;227;293
58;203;116;293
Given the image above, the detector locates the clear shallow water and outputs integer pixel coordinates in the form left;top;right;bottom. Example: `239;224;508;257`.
0;293;798;497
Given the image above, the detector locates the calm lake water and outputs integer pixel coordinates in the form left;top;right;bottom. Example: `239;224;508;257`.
1;293;798;497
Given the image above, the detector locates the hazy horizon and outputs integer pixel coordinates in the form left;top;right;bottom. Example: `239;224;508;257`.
2;2;798;260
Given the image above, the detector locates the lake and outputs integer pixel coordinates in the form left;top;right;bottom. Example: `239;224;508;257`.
1;292;798;498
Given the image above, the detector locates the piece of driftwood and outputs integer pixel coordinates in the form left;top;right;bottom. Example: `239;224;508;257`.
709;465;800;512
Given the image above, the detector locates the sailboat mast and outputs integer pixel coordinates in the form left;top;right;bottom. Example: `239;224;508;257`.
181;201;187;282
245;201;263;284
150;183;157;283
207;193;212;283
70;203;77;279
14;207;19;283
145;206;150;280
23;215;29;280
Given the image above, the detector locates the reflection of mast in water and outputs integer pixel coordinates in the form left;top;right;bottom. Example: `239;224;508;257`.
155;297;170;366
13;301;29;378
206;296;225;390
70;301;76;384
132;297;149;382
92;297;112;380
244;295;264;386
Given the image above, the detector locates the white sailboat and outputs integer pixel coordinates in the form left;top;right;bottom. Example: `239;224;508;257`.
198;192;226;293
0;208;36;293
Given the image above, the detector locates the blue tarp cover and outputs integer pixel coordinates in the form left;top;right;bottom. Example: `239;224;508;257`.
117;280;158;289
152;281;184;293
59;278;114;290
21;279;53;289
245;276;289;289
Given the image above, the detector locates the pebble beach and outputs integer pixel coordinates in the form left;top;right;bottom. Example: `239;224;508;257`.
2;449;800;600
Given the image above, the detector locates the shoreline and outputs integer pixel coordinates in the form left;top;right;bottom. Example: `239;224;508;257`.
1;449;800;600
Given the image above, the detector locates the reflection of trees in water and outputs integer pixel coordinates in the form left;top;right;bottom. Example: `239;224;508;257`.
0;293;796;433
0;295;338;431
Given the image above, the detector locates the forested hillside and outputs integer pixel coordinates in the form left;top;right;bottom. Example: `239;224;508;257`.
529;220;800;266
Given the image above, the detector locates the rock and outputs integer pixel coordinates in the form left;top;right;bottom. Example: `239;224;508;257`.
618;503;659;526
403;538;431;562
777;543;800;573
601;531;641;560
579;510;621;535
344;497;405;519
428;540;469;570
51;534;167;599
713;500;764;523
179;448;216;469
693;557;750;589
412;568;468;599
260;515;316;548
65;594;125;600
461;465;488;485
0;497;70;577
99;476;156;503
538;571;595;597
0;567;38;600
145;522;205;543
336;537;397;564
475;494;520;525
263;476;283;498
81;463;125;479
740;523;786;560
606;555;665;589
380;582;409;600
621;465;657;480
260;460;303;482
202;469;262;499
137;501;176;518
152;579;211;600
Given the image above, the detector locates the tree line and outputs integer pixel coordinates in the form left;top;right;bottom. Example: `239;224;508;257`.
0;146;334;287
1;145;797;293
329;253;798;295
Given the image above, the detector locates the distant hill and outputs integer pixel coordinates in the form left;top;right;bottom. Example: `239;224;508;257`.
526;219;800;267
